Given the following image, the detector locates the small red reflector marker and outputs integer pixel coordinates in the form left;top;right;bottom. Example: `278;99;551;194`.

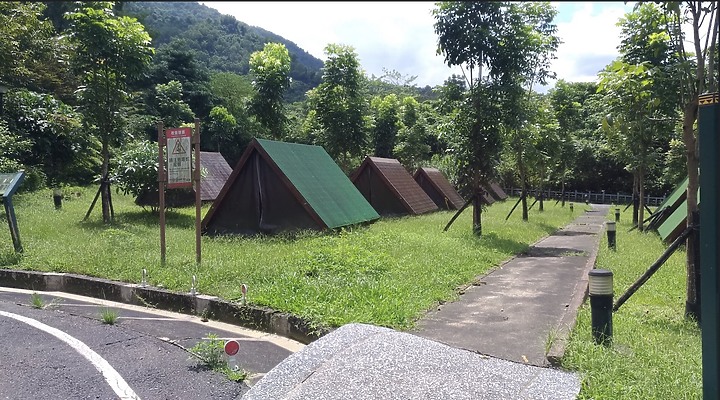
224;340;240;356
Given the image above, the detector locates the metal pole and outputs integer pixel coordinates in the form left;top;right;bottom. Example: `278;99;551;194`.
698;91;719;400
3;198;22;253
157;121;166;266
194;118;201;265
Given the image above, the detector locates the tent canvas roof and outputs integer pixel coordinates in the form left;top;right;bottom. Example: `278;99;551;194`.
350;157;438;216
650;176;688;231
413;167;465;210
199;151;232;202
202;139;379;235
486;181;508;201
657;185;699;244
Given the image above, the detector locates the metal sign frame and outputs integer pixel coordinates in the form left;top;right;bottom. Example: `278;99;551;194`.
166;127;193;189
1;170;25;253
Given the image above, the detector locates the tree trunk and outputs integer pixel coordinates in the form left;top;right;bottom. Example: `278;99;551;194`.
519;162;528;221
101;138;112;224
561;177;566;207
683;99;700;320
472;187;482;236
539;186;544;212
638;168;645;232
632;171;638;226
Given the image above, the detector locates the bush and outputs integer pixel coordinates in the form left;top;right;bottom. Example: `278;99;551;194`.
113;140;158;200
113;139;196;210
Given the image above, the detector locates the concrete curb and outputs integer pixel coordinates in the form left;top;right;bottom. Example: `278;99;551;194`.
546;209;605;366
0;269;331;345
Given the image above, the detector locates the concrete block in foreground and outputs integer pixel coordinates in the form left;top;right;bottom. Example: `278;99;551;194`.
243;323;580;400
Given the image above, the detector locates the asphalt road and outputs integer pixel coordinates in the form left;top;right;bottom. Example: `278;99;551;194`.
0;288;303;400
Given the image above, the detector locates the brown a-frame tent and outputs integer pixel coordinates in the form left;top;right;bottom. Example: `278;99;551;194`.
199;151;232;202
486;181;508;201
413;167;465;210
202;139;380;236
350;156;438;216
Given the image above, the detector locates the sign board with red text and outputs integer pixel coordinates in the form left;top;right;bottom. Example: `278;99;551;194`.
166;127;192;189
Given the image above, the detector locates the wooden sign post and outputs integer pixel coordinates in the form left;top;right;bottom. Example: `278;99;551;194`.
157;120;202;266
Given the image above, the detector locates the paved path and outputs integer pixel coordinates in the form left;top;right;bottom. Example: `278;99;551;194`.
242;205;610;399
412;204;609;366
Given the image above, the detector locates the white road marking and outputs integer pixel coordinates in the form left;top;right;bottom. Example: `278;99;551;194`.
0;310;141;400
0;287;305;352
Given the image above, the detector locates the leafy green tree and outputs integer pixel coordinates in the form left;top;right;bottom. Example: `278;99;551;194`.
613;3;683;225
4;89;101;187
434;74;466;115
152;80;194;128
548;80;600;203
249;42;292;139
367;68;420;99
308;43;368;172
206;106;250;165
599;65;670;232
0;120;32;176
658;1;718;320
394;96;431;171
66;1;154;223
370;94;400;158
433;1;559;234
209;72;254;119
112;140;158;202
0;2;52;86
144;40;213;119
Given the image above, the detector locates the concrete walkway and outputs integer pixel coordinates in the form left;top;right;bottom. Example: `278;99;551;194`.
242;205;610;399
413;204;609;366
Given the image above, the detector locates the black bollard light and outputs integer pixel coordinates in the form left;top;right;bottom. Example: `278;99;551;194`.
53;188;63;210
588;269;614;345
615;208;620;222
606;221;616;250
570;202;574;213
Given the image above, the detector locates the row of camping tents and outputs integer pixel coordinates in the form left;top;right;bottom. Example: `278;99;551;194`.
196;138;507;236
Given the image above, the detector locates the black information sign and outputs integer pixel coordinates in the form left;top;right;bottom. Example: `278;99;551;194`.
1;171;25;253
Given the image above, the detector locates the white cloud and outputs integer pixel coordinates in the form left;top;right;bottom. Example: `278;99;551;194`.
549;2;634;84
200;1;463;87
200;1;648;90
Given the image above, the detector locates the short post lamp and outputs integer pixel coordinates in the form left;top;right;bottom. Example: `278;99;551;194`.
615;208;620;222
570;202;574;213
0;83;8;115
589;269;614;345
53;188;63;209
606;221;616;250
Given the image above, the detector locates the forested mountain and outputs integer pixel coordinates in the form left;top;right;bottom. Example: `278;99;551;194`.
119;1;324;102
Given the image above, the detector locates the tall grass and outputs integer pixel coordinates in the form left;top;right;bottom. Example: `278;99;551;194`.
2;187;576;330
562;208;701;399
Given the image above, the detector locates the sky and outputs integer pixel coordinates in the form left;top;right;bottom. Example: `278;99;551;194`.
199;2;638;91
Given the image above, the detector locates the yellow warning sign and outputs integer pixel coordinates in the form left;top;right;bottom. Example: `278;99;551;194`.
699;92;719;106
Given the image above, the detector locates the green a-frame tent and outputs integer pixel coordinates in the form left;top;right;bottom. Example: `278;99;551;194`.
202;139;379;236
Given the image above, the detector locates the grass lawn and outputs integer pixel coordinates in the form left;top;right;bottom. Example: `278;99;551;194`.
1;186;576;331
562;208;702;399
